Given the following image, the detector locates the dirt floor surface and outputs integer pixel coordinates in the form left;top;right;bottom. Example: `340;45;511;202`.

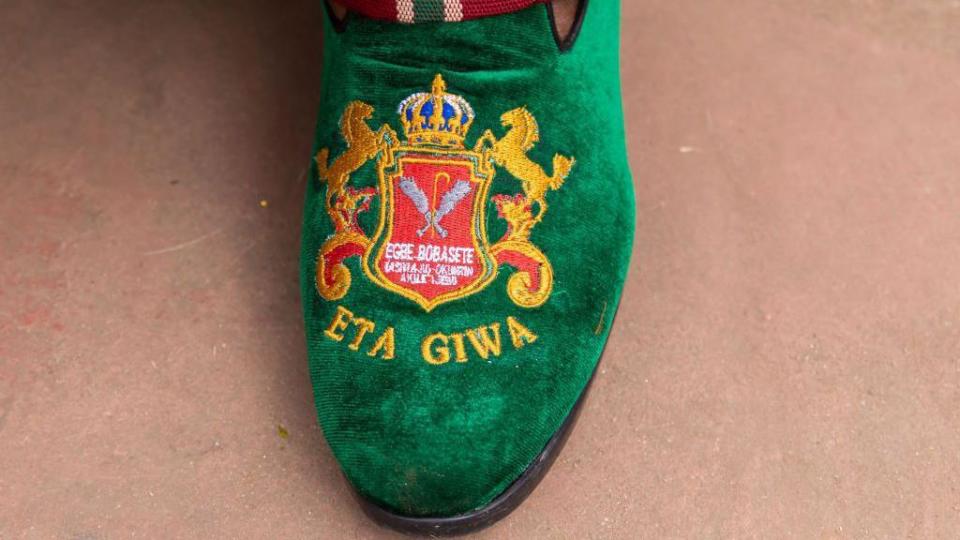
3;1;960;538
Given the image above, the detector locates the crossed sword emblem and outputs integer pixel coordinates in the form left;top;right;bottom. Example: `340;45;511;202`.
398;174;472;239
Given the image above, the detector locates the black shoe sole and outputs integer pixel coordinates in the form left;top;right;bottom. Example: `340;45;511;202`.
352;363;601;537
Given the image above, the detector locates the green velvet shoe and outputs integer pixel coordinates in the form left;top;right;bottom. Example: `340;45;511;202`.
301;1;634;534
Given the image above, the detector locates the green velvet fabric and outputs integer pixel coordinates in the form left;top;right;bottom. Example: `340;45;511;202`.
301;1;633;517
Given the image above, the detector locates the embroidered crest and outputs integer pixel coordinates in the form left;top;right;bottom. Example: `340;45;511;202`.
315;74;574;311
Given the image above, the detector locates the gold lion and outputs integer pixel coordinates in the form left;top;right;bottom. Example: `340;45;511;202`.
476;107;575;222
315;101;395;209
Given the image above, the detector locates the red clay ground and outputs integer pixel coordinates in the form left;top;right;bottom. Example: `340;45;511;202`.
3;1;960;538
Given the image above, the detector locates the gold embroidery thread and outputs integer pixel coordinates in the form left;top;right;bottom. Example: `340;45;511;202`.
313;74;573;311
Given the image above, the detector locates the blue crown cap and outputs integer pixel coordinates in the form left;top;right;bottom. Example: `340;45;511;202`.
397;74;475;148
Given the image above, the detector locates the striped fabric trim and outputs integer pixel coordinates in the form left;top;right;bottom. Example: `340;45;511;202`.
445;0;465;22
338;0;545;23
398;0;415;22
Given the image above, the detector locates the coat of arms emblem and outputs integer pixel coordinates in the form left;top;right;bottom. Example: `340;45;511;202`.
314;74;574;312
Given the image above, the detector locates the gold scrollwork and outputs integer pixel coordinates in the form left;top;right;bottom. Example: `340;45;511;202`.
316;232;370;301
491;240;554;309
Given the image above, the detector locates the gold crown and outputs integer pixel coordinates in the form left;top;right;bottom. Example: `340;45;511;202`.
397;74;475;148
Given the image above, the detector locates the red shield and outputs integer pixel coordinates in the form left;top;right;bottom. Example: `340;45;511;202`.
366;150;495;311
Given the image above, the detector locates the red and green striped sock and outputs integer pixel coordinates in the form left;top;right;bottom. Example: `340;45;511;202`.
337;0;546;23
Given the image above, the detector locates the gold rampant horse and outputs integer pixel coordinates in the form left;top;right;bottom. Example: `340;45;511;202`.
476;107;575;222
315;101;394;209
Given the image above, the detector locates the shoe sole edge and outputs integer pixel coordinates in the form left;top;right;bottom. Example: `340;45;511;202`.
352;365;599;537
